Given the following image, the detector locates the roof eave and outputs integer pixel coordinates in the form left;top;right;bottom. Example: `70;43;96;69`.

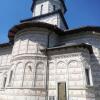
21;10;68;29
8;22;65;41
64;26;100;35
42;43;93;54
0;43;13;48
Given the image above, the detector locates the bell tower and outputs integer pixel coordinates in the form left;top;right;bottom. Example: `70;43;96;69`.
21;0;68;30
31;0;66;17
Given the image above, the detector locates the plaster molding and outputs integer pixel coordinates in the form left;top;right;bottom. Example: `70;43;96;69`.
11;55;47;62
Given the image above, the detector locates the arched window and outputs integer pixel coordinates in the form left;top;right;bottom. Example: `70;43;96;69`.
35;62;45;88
68;61;80;87
23;63;33;87
40;5;43;15
49;62;56;88
56;62;66;81
13;63;24;87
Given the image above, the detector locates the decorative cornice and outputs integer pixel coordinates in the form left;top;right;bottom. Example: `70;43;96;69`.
5;87;46;90
48;53;82;60
0;65;10;70
11;55;47;62
0;87;47;96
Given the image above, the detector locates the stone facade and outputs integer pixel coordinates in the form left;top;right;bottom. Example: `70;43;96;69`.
1;26;100;100
0;0;100;100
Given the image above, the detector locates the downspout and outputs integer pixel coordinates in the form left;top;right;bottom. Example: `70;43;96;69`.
46;31;51;100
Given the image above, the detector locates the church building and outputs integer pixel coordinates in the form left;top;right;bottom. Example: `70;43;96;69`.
0;0;100;100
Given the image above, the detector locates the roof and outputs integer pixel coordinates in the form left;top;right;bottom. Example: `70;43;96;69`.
44;43;93;54
65;26;100;35
21;10;68;29
0;43;13;48
1;22;100;48
8;21;65;41
31;0;67;13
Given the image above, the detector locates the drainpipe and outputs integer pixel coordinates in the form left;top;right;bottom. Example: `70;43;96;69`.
45;31;51;100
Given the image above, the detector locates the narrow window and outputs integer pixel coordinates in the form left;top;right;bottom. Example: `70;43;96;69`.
53;5;56;11
40;5;43;15
9;71;13;85
49;96;55;100
28;66;32;72
85;68;90;85
3;77;7;87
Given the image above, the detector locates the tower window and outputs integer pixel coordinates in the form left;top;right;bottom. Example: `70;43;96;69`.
40;5;43;15
85;68;90;85
53;5;56;11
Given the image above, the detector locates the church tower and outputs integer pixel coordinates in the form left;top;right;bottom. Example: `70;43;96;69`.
31;0;66;16
22;0;68;30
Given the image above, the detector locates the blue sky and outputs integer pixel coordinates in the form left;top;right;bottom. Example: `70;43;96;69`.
0;0;100;43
